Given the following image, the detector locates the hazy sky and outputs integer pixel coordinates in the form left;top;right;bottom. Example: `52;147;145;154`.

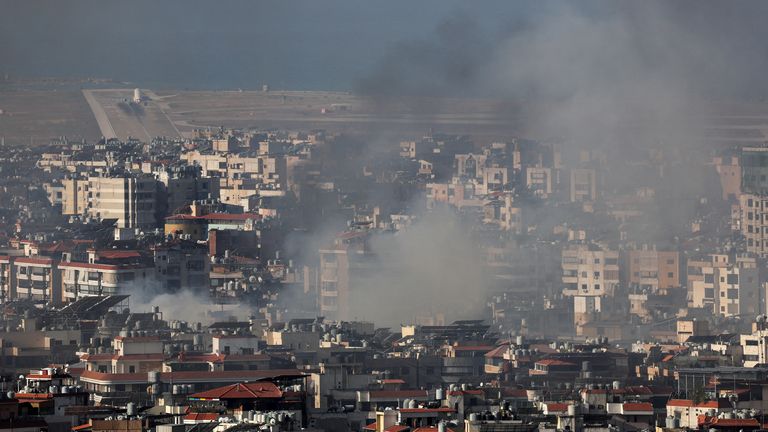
2;1;768;95
0;0;505;89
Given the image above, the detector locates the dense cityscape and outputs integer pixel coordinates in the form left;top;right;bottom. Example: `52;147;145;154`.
6;1;768;431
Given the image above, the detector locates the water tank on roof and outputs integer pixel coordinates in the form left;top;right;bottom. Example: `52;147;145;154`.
408;399;417;409
148;371;159;383
61;386;69;394
436;388;444;400
126;402;136;416
612;381;621;390
469;413;478;422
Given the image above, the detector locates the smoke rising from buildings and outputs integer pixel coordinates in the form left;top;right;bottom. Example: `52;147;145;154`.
351;209;489;326
124;283;254;325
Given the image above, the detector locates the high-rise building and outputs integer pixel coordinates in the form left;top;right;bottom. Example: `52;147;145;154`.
86;176;159;229
741;147;768;195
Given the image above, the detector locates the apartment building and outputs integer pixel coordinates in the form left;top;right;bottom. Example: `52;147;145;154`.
13;257;61;304
621;247;681;295
60;178;89;216
561;244;620;298
59;249;150;302
688;254;762;317
157;166;219;216
0;255;14;303
740;318;768;367
483;194;523;233
152;242;210;292
741;147;768;195
86;176;159;228
739;194;768;257
317;232;370;321
526;167;553;198
570;168;597;203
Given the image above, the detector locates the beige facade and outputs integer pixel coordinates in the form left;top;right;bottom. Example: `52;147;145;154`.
61;178;89;216
740;194;768;257
86;176;159;228
688;254;762;317
570;168;597;202
13;257;61;305
526;167;553;198
622;248;680;294
561;244;620;297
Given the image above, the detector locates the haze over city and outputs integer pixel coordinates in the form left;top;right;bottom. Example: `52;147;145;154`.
2;2;768;432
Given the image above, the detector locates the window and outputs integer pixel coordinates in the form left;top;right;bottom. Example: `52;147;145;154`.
727;274;739;285
594;284;600;290
704;288;715;298
705;274;714;284
667;272;674;278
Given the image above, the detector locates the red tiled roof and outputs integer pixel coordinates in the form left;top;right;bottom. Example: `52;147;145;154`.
545;403;570;412
699;415;760;428
72;424;92;431
59;262;146;271
380;379;406;384
190;382;282;400
184;412;219;422
623;402;653;412
502;388;528;398
384;426;409;432
484;345;508;358
14;257;53;265
15;393;52;400
668;399;729;408
363;422;377;431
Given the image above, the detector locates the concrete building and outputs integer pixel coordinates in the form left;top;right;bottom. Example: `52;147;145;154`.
86;176;159;228
570;168;597;203
739;193;768;257
741;147;768;195
621;247;681;295
157;166;219;216
561;244;620;298
60;178;89;216
317;232;370;321
688;254;762;317
13;257;60;304
152;242;210;292
526;167;553;198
